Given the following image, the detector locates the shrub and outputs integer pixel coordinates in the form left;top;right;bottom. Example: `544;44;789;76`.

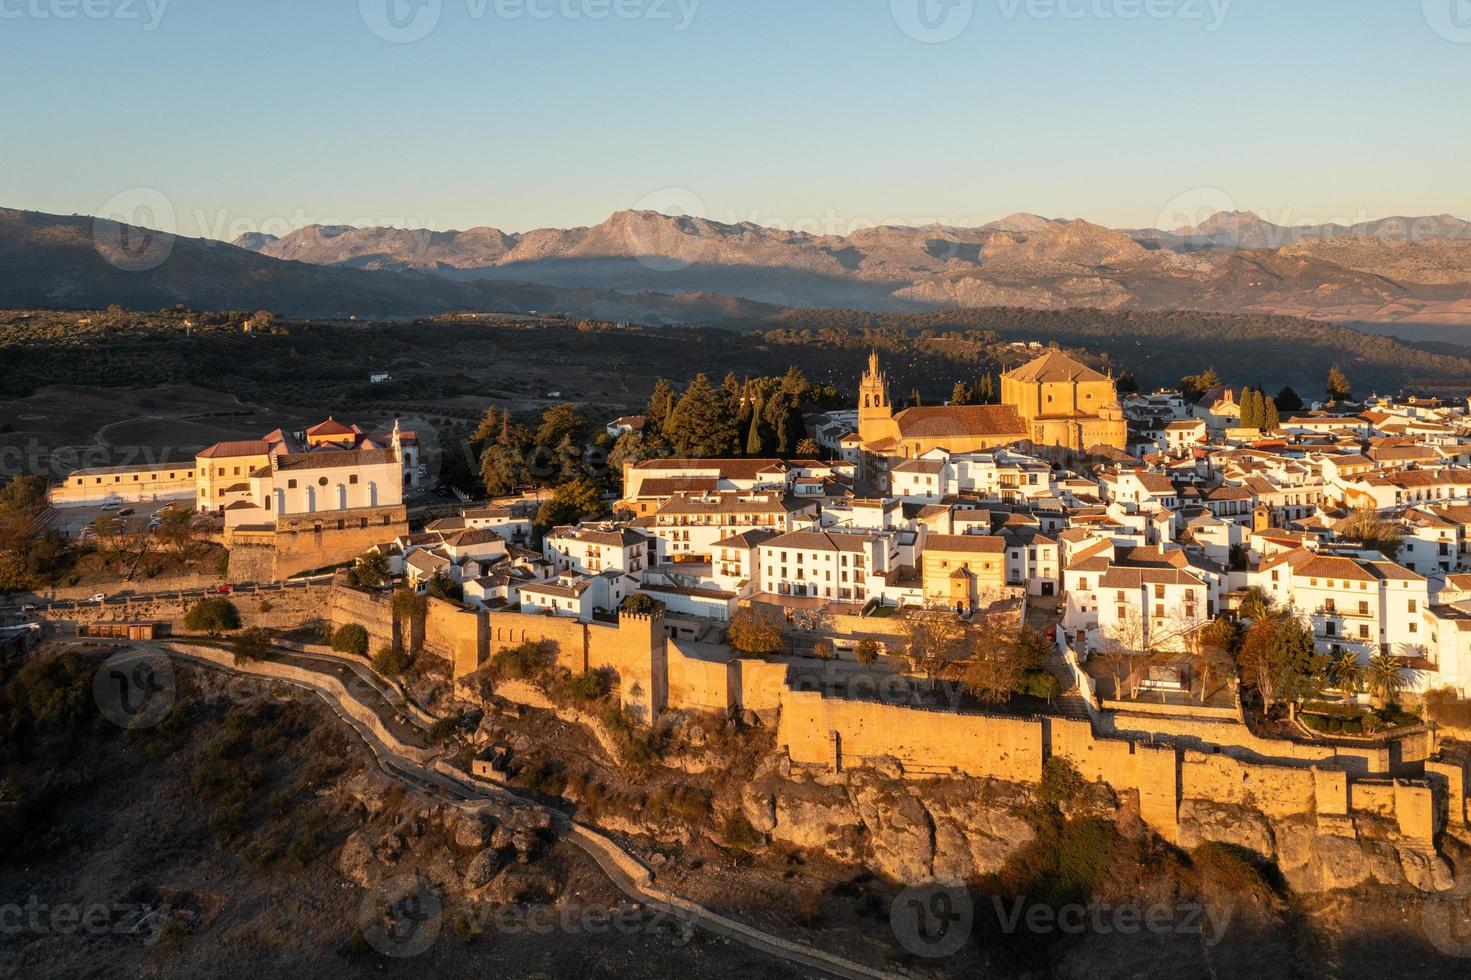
1038;757;1086;810
372;645;410;676
1191;841;1280;904
621;593;664;615
811;638;835;661
519;761;567;797
185;598;240;636
565;669;611;704
427;713;464;744
1018;670;1061;701
721;810;764;851
232;627;270;665
854;639;881;666
493;642;555;682
332;624;370;657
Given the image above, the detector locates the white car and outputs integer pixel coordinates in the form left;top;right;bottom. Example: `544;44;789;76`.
99;502;121;511
88;593;107;603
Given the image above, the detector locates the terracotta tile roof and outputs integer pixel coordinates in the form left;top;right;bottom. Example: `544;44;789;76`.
306;417;358;437
1004;349;1109;384
274;448;398;471
198;439;270;459
892;405;1028;440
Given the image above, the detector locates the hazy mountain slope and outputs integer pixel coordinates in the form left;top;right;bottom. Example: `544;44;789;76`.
233;208;1471;325
0;208;776;323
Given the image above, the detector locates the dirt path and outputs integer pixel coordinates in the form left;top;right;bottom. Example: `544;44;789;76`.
157;642;908;980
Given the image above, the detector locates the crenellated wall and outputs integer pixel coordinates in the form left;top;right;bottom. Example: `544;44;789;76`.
314;583;1460;848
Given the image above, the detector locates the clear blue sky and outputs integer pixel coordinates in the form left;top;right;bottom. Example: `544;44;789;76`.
4;0;1468;238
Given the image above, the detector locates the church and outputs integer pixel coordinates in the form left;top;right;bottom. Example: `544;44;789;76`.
855;348;1128;484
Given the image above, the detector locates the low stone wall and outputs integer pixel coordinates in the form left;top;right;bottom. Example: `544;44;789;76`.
164;641;435;766
1104;710;1397;776
71;585;333;635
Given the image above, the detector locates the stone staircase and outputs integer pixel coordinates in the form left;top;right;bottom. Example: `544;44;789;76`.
1043;639;1095;721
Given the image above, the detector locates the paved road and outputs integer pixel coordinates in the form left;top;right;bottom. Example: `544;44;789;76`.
0;575;337;616
158;642;906;980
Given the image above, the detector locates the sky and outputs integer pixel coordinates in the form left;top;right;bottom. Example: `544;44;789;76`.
3;0;1469;239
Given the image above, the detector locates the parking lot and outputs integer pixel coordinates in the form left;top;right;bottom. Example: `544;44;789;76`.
48;497;196;542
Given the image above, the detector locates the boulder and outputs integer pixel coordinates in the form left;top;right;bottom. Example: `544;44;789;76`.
1177;799;1275;859
852;785;934;885
770;783;864;861
454;813;492;850
1362;841;1406;888
922;783;1035;880
1397;845;1455;893
337;831;379;887
1284;834;1371;893
742;790;778;834
464;848;504;891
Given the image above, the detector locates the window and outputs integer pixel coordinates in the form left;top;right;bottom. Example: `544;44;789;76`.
350;475;359;485
318;477;329;487
1408;599;1418;613
1358;625;1369;640
288;479;297;489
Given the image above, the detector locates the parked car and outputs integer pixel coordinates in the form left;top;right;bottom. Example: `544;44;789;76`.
88;593;107;603
211;584;233;595
99;502;121;511
118;508;135;517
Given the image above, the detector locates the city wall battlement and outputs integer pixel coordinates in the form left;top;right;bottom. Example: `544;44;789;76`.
319;585;1464;847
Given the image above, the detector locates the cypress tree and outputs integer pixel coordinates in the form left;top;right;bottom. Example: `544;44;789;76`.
1263;397;1280;433
745;396;764;455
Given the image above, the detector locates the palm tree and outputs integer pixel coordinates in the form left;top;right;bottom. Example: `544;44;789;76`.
1239;587;1273;623
1365;650;1407;709
1330;650;1363;695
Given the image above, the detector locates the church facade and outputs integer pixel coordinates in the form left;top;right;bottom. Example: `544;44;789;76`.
855;348;1128;488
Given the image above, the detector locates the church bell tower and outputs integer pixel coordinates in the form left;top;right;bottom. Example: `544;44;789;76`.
858;350;893;444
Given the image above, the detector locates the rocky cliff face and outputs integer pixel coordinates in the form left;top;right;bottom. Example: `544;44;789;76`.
728;755;1458;896
1176;798;1457;894
739;759;1069;884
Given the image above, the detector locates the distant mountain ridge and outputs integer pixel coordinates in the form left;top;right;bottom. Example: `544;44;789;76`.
233;208;1471;326
0;207;777;323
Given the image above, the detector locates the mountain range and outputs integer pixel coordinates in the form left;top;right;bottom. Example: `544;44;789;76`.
4;203;1471;329
233;208;1471;326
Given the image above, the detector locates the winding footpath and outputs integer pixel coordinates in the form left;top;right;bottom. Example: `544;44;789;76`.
153;641;908;980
